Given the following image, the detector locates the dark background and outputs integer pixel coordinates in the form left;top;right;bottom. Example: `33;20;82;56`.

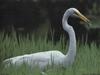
0;0;100;45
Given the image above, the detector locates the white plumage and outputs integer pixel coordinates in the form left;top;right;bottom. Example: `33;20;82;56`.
4;8;89;72
4;51;65;69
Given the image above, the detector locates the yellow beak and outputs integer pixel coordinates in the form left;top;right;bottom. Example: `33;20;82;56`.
76;11;90;24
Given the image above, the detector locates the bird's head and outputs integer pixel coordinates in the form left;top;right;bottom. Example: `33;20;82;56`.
67;8;90;26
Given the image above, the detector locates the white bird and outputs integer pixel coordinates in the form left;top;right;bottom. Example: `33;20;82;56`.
4;8;89;73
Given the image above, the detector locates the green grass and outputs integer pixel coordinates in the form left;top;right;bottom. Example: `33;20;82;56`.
0;31;100;75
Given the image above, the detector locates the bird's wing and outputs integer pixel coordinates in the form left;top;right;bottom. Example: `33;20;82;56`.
30;52;51;63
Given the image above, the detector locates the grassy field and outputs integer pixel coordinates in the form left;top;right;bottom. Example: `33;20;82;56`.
0;31;100;75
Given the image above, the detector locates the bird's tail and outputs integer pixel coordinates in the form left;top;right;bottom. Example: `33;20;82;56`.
3;59;12;68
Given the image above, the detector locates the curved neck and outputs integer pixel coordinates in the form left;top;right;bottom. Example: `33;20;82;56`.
64;22;76;56
67;27;76;56
62;10;76;63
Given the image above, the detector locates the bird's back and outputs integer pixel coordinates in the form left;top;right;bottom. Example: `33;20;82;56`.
4;50;65;69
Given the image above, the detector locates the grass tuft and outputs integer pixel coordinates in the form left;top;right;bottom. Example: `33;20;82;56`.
0;31;100;75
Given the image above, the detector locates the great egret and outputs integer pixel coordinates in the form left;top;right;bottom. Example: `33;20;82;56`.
4;8;89;72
